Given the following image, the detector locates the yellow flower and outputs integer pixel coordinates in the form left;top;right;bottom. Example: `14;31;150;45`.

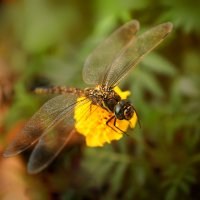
74;87;137;147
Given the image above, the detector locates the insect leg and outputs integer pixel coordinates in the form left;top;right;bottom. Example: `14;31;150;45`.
113;118;127;135
106;116;118;132
106;116;125;134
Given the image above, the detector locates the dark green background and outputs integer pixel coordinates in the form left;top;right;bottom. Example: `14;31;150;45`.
0;0;200;199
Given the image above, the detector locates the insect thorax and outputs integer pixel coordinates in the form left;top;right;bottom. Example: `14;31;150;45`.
84;85;121;112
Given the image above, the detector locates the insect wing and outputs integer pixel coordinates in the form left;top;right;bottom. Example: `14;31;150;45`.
27;120;75;174
104;22;173;88
3;94;80;157
83;20;140;85
27;98;89;174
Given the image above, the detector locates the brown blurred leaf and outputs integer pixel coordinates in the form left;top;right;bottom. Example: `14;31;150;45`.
5;120;26;144
0;154;49;199
0;156;30;200
0;58;15;107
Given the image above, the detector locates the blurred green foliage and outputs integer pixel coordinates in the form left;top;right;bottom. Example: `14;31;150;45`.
0;0;200;200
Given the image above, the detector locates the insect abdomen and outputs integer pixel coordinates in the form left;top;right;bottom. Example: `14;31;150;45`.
34;87;84;96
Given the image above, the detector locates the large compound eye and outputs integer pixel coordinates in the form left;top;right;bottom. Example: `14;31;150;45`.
114;103;124;120
124;106;134;120
107;98;118;111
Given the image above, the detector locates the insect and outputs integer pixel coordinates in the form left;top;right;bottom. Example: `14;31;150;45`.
4;20;173;173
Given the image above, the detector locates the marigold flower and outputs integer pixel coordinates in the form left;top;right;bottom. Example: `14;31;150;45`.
74;87;137;147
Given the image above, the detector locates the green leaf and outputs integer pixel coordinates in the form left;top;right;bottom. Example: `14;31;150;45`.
109;164;128;194
179;181;189;194
160;0;200;33
165;186;177;200
10;0;76;53
132;68;165;98
175;77;199;97
5;82;40;125
142;52;177;76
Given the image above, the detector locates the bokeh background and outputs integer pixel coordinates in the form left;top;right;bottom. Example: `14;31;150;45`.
0;0;200;199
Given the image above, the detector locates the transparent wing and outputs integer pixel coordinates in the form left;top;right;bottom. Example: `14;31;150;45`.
27;99;90;174
3;93;84;157
104;22;173;88
27;122;75;174
83;20;140;85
